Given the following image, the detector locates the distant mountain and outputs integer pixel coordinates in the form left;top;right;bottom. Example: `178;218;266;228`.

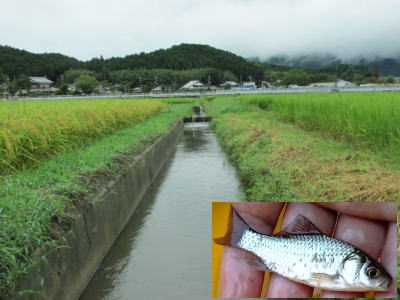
0;45;81;81
84;43;265;80
259;53;400;76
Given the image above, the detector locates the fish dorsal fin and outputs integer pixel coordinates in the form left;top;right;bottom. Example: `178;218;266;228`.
276;215;322;235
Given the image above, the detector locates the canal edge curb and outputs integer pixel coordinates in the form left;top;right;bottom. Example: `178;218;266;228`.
10;120;184;300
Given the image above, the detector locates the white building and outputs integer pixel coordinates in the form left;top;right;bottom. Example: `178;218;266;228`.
242;81;256;88
336;79;353;87
309;79;353;88
68;84;76;92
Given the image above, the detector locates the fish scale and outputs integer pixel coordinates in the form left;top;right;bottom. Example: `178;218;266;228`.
238;231;354;281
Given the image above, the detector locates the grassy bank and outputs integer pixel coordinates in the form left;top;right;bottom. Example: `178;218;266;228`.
242;92;400;155
206;97;400;202
0;102;191;295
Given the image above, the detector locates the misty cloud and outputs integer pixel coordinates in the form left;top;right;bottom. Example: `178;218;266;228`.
1;0;399;60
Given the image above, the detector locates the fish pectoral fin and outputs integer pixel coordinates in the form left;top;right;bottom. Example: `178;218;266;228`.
310;273;337;286
244;253;270;271
276;214;322;235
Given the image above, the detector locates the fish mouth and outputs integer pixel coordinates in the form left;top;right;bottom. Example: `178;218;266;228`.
374;278;392;292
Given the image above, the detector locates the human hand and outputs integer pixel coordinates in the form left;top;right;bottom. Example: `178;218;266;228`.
216;202;397;298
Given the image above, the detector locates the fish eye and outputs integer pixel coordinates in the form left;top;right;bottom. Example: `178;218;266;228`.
366;267;380;279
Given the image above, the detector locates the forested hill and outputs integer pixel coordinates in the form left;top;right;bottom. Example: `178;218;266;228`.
0;45;81;81
0;44;265;81
85;44;264;80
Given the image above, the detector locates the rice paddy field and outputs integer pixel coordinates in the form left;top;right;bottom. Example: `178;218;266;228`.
0;98;193;295
0;99;167;175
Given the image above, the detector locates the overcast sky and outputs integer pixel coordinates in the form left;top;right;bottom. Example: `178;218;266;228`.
1;0;400;61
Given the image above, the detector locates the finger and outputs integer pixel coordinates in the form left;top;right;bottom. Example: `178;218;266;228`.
266;203;337;298
321;213;387;298
316;202;396;222
219;247;265;298
375;222;397;298
218;203;285;298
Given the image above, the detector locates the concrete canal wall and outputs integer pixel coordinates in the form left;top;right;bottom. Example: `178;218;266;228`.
11;121;184;300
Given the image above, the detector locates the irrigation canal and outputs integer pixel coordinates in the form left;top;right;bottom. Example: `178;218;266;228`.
80;122;243;299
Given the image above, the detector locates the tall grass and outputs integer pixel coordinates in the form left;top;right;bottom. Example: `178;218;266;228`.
0;99;165;175
244;93;400;152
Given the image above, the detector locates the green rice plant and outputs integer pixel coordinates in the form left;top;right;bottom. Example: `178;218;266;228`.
266;92;400;151
0;99;166;175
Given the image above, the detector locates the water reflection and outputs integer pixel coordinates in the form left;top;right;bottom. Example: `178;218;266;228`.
81;123;243;300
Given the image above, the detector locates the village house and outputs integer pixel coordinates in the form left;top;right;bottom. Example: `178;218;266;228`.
220;81;238;89
29;76;58;93
29;76;53;89
261;81;272;88
179;80;205;91
97;85;107;94
151;86;163;94
133;87;142;94
68;84;76;92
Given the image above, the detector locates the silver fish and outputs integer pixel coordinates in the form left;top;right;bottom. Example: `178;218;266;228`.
214;209;392;292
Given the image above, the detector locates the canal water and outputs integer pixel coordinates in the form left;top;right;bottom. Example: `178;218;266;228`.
80;122;243;300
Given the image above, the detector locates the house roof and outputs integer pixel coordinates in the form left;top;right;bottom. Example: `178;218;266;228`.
180;80;204;89
29;77;53;84
152;86;162;91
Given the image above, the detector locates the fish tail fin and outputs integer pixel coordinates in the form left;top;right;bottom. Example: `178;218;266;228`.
214;207;250;248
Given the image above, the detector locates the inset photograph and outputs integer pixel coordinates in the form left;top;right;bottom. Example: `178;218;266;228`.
212;202;397;298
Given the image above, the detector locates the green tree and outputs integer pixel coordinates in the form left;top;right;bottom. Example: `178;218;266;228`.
64;69;94;84
58;83;69;95
16;74;32;92
0;73;9;84
8;81;18;95
75;75;100;94
309;72;337;83
282;69;310;86
222;71;238;82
